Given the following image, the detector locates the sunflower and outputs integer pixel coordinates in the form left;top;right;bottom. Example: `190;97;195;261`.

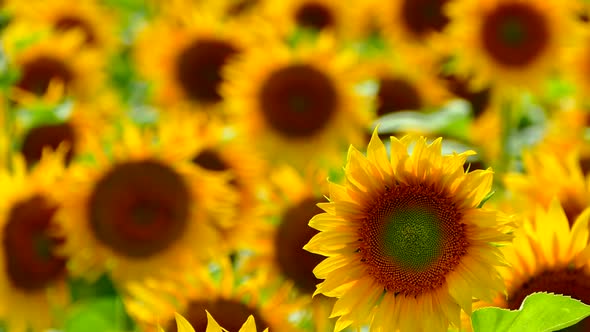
303;131;514;331
126;258;302;332
223;34;369;170
6;0;119;51
134;9;251;112
446;0;574;92
366;50;448;119
504;145;590;227
262;0;348;37
3;24;105;103
477;199;590;330
378;0;454;51
0;150;70;332
203;312;268;332
564;27;590;100
54;120;237;289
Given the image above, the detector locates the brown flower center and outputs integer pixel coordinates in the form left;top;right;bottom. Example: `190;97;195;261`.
192;149;229;172
258;64;338;138
376;77;422;117
17;56;73;96
226;0;259;17
54;15;96;45
359;183;468;296
21;122;76;166
481;3;550;67
88;160;190;258
175;39;240;104
275;196;325;294
295;2;334;31
168;299;270;332
400;0;451;38
3;195;66;291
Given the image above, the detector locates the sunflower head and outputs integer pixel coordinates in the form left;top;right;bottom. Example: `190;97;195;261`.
304;130;514;331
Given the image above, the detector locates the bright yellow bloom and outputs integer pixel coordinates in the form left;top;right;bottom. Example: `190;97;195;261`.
304;131;514;331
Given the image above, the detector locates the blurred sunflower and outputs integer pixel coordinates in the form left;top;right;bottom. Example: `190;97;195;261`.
447;0;574;92
223;34;369;170
54;120;237;288
6;0;119;51
263;0;347;36
0;150;69;332
367;50;448;118
3;25;105;103
127;258;302;332
378;0;453;51
134;10;250;112
242;165;336;332
504;146;590;226
564;28;590;100
304;131;514;331
479;199;590;330
203;312;268;332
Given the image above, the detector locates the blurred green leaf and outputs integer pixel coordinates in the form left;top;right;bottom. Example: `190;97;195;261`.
375;100;472;141
471;293;590;332
64;297;134;332
69;274;118;301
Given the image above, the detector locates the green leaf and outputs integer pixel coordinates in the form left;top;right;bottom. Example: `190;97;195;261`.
68;274;118;301
64;297;135;332
472;293;590;332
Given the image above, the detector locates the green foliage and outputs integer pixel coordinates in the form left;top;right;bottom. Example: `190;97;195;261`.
63;296;135;332
471;293;590;332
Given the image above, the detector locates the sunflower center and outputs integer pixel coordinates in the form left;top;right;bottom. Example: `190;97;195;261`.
168;299;270;332
21;122;76;166
400;0;451;38
275;197;325;294
192;149;229;172
3;195;66;291
54;15;96;45
226;0;259;17
481;3;549;67
441;74;491;118
295;2;334;31
376;77;422;116
88;160;190;258
17;56;73;96
175;39;240;104
359;183;468;296
258;64;337;138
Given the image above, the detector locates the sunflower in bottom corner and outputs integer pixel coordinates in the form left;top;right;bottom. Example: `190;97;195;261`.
0;150;70;332
303;131;514;332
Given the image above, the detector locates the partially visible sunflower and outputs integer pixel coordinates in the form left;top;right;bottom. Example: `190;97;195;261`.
0;150;70;332
378;0;454;52
476;199;590;331
173;311;268;332
127;258;302;332
447;0;574;92
54;120;237;288
262;0;348;36
564;27;590;100
223;34;369;170
3;24;105;103
504;145;590;226
366;50;448;118
6;0;119;51
134;9;251;113
304;131;514;331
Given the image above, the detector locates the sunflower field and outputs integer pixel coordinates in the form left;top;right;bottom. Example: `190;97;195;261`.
3;0;590;331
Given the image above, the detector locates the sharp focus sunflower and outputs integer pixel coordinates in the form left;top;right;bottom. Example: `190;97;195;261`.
303;131;514;332
3;24;105;103
504;146;590;227
127;258;302;332
134;10;251;112
446;0;574;92
223;34;369;170
0;150;69;332
478;199;590;331
54;120;237;288
6;0;119;51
